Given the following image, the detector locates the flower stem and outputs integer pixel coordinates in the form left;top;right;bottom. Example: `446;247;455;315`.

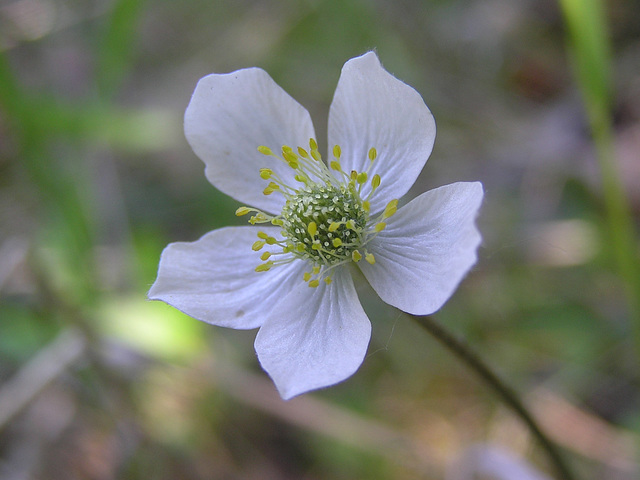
410;314;576;480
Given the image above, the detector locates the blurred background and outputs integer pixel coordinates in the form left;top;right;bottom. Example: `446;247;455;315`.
1;0;639;478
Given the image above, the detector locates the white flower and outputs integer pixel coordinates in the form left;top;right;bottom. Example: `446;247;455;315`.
149;52;483;399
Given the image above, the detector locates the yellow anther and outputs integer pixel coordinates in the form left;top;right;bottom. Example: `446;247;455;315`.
252;240;265;251
368;147;377;161
257;231;269;239
309;279;320;288
265;236;277;245
294;174;307;183
298;147;309;158
346;219;356;230
332;238;342;247
296;244;306;252
271;218;283;226
330;160;342;171
303;272;312;282
363;200;370;212
311;243;321;250
365;253;376;264
333;145;341;158
259;168;273;179
263;186;274;195
255;261;274;272
352;250;362;262
324;276;332;285
257;145;273;155
308;222;317;236
328;222;340;232
312;266;320;275
350;170;357;180
235;206;251;216
311;149;321;162
282;145;294;154
356;172;368;184
383;199;398;218
249;213;268;224
260;251;272;261
309;138;318;150
375;222;386;232
371;174;381;189
283;151;298;166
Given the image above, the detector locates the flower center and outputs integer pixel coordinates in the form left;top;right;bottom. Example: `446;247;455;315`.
236;139;397;287
281;183;367;265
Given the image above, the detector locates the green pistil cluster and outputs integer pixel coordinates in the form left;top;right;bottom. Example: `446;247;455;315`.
236;138;397;287
281;183;367;266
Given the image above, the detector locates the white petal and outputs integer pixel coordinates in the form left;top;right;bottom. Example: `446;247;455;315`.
184;68;316;214
255;267;371;399
359;182;483;315
148;227;306;329
328;52;436;214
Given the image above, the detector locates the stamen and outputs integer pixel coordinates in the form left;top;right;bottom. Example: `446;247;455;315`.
255;261;274;272
259;168;273;179
383;199;398;219
248;211;271;225
298;147;309;158
371;174;381;190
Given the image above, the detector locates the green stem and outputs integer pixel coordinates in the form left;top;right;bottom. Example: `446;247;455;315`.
559;0;640;357
411;314;576;480
591;115;640;354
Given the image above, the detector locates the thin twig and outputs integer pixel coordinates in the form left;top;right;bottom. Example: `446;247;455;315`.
411;314;576;480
